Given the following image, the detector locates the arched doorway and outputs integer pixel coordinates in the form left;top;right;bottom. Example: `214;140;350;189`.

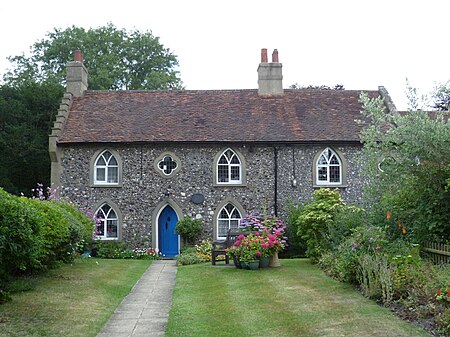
158;205;179;257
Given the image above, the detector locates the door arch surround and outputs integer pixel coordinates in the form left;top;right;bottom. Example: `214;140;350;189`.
152;199;183;257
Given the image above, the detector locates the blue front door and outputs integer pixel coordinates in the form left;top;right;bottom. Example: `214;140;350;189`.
159;206;179;257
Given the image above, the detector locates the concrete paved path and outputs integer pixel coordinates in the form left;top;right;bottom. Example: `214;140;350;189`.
97;260;177;337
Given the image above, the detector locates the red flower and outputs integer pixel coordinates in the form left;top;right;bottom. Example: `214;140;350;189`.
401;226;407;234
437;289;441;296
386;210;391;220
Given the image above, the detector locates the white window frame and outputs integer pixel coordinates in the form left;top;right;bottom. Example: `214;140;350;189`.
94;150;119;185
95;203;119;240
216;148;242;185
316;148;342;185
216;203;242;240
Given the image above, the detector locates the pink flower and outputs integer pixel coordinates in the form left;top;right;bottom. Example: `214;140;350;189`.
238;234;245;240
274;230;281;236
256;251;262;257
261;243;268;249
235;240;241;247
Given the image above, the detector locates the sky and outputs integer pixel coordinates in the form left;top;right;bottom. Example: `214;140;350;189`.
1;0;449;110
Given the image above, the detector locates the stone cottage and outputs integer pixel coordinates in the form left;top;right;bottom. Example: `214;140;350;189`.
49;48;396;257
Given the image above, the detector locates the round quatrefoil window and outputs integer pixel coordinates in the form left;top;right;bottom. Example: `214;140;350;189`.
158;156;177;175
154;152;181;178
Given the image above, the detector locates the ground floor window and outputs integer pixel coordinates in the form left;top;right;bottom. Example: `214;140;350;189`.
95;204;118;239
217;203;242;240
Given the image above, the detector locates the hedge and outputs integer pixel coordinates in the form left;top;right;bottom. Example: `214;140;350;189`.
0;188;93;284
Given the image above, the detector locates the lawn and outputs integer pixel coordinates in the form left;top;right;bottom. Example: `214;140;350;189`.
166;259;432;337
0;258;151;337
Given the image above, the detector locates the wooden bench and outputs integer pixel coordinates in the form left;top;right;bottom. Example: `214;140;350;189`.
211;230;243;265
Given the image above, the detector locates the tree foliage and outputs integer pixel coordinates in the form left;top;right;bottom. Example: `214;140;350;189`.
359;92;450;243
3;23;182;90
432;81;450;111
0;82;63;195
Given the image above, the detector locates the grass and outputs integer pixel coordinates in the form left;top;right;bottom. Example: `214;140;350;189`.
166;259;432;337
0;258;151;337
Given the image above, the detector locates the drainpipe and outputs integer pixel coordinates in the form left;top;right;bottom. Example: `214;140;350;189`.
273;146;278;216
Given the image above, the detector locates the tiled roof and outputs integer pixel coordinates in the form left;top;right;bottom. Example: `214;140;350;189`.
58;89;381;144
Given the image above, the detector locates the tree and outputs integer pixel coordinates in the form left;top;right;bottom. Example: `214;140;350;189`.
3;23;182;90
359;92;450;243
0;82;63;195
432;81;450;111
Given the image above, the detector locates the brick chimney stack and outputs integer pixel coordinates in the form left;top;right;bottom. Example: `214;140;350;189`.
66;50;88;97
257;48;283;96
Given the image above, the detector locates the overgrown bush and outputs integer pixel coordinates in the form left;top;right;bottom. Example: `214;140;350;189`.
175;216;203;245
295;188;344;262
0;188;93;288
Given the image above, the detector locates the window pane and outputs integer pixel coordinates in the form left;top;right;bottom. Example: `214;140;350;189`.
329;166;340;182
230;219;239;229
230;166;240;181
218;220;228;238
230;208;241;219
329;154;339;165
219;208;228;218
97;157;106;166
97;219;105;236
97;168;105;181
106;219;118;238
108;208;117;220
230;155;240;164
103;151;111;161
318;167;327;181
108;167;118;183
218;155;228;164
218;164;228;182
109;156;118;166
318;154;327;165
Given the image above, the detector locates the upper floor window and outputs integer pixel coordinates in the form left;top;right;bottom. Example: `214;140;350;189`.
316;148;342;185
217;148;242;184
95;203;118;240
154;152;181;178
217;203;242;240
94;150;119;185
158;155;178;175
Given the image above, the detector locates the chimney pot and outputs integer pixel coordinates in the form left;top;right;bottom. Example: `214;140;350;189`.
73;50;83;63
261;48;268;63
272;49;279;63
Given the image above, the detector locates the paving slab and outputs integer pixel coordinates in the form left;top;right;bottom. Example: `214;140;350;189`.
97;260;177;337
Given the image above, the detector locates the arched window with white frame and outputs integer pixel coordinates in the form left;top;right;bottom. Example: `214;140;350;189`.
216;148;242;184
95;203;118;240
216;203;242;240
94;150;119;185
316;148;342;185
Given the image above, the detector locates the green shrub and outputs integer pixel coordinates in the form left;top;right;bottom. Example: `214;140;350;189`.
175;216;203;245
176;252;207;265
176;246;209;265
295;188;344;262
0;188;93;287
92;241;160;260
93;241;128;259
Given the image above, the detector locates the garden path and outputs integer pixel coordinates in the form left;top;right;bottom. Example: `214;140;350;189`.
97;260;177;337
